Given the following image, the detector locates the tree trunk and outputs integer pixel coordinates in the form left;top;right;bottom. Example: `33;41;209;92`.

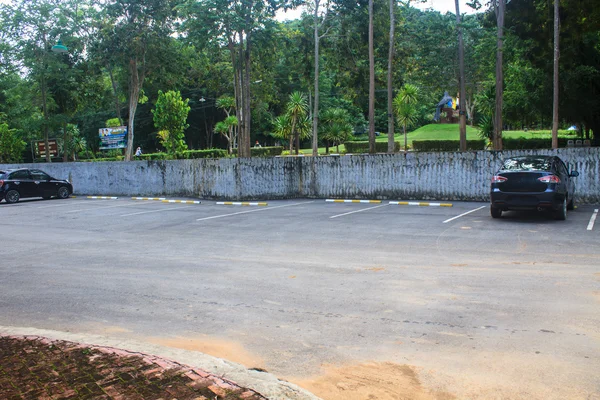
456;0;467;152
40;72;51;162
108;66;123;126
551;0;560;149
312;0;320;156
387;0;395;154
290;118;297;154
125;57;142;161
494;0;505;151
242;31;252;157
368;0;376;154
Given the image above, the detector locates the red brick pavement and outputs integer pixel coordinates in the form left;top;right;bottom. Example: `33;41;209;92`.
0;336;267;400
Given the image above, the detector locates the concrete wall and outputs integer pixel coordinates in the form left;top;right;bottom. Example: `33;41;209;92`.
2;148;599;203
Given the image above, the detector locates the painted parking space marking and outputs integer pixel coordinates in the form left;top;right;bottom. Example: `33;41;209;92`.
196;201;314;221
87;196;118;200
216;202;268;206
587;209;598;231
132;197;166;201
443;206;487;223
389;201;453;207
65;202;143;213
36;200;88;209
326;199;382;203
330;203;389;219
120;206;194;217
162;200;201;204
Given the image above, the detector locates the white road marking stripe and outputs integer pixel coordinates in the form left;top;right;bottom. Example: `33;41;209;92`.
196;201;314;221
120;206;194;217
87;196;118;200
65;202;141;213
329;203;389;219
443;206;487;223
587;209;598;231
36;200;88;209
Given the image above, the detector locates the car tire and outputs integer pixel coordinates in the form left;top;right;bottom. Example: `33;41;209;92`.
5;189;20;204
554;198;567;220
567;196;574;211
57;186;70;199
491;206;502;219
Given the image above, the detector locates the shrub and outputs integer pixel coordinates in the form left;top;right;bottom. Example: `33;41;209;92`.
502;137;570;150
412;140;486;152
176;149;229;159
138;152;170;160
343;141;401;153
232;146;283;157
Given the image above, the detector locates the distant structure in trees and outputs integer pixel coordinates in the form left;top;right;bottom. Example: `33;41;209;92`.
433;91;458;124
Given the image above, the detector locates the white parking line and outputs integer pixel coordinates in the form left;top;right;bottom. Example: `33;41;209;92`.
330;203;389;219
443;206;487;223
65;202;142;213
196;201;314;221
120;206;194;217
587;209;598;231
36;200;88;209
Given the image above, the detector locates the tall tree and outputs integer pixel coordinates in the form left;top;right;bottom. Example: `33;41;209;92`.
386;0;395;153
551;0;559;149
102;0;176;161
455;0;467;151
493;0;505;150
368;0;376;153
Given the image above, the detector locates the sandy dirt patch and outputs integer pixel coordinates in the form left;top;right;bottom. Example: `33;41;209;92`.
290;362;455;400
149;336;265;370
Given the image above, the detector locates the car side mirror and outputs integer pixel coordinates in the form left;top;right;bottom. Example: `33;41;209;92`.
569;171;579;177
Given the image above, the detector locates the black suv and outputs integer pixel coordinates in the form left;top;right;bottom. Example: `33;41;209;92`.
0;169;73;204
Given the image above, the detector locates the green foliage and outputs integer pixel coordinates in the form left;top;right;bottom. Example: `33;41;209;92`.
106;118;122;128
502;138;571;150
412;140;486;152
232;146;284;157
344;141;401;153
152;90;190;154
176;149;229;159
320;108;354;151
0;122;26;163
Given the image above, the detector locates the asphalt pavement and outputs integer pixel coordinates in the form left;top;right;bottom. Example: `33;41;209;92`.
1;196;599;399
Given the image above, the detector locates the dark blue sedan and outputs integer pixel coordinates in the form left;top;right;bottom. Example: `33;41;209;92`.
490;155;579;220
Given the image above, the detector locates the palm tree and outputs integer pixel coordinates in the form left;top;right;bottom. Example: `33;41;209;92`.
214;115;238;154
321;108;353;153
393;84;419;152
286;92;309;155
271;114;292;148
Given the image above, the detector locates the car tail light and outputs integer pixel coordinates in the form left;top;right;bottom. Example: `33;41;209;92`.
492;175;507;183
538;175;561;183
0;180;3;187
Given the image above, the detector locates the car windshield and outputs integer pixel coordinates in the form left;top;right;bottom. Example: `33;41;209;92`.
501;158;552;172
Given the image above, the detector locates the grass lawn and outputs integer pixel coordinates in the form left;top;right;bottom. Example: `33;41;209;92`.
296;124;580;154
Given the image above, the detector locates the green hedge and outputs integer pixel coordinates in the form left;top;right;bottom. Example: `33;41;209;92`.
82;157;123;162
343;141;401;153
176;149;229;159
412;140;486;152
502;137;570;149
232;146;284;157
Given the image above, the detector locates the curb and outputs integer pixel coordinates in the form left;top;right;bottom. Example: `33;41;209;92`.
132;197;166;201
0;326;321;400
162;200;201;204
87;196;118;200
216;202;268;206
326;199;382;203
389;201;453;207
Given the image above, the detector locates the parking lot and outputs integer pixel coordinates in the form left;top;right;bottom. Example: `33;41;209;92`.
1;196;599;399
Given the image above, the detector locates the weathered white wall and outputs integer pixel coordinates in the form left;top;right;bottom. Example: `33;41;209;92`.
2;148;599;203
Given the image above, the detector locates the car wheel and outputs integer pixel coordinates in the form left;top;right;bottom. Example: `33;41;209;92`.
5;189;20;204
554;198;567;220
567;196;574;211
57;186;70;199
490;206;502;219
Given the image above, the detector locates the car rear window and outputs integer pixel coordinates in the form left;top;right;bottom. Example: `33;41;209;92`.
501;158;552;172
0;171;6;179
